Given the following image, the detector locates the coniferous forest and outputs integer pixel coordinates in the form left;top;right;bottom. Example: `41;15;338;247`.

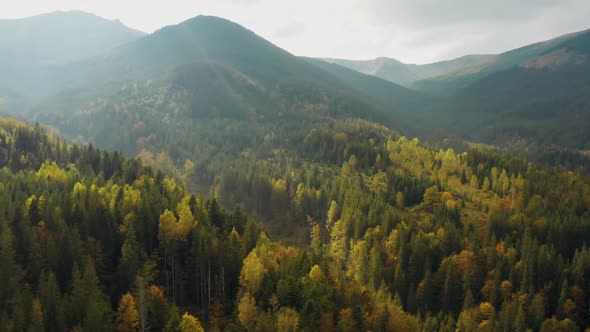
1;117;590;331
1;8;590;332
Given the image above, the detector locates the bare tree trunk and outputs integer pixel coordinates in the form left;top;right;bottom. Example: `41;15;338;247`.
172;253;176;304
136;276;151;332
164;247;169;299
208;258;211;318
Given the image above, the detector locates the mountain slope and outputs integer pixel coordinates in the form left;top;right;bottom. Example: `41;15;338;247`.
0;11;145;101
323;55;494;87
304;57;433;111
430;29;590;149
326;28;590;149
35;16;428;134
413;29;588;96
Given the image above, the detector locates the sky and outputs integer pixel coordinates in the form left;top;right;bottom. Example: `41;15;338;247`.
1;0;590;64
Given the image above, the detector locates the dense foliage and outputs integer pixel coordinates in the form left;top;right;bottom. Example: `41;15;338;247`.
0;120;258;331
1;10;590;332
2;118;590;331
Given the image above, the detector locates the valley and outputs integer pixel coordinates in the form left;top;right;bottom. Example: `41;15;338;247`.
0;9;589;332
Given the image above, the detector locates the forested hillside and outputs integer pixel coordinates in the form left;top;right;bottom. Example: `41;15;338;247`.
1;9;590;332
31;15;429;140
2;118;590;331
325;29;590;150
0;119;259;331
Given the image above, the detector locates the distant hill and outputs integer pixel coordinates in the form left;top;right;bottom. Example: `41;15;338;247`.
322;55;494;87
35;16;428;126
326;29;590;149
5;11;589;152
303;57;433;112
32;15;433;155
428;29;590;149
412;30;588;96
0;11;145;100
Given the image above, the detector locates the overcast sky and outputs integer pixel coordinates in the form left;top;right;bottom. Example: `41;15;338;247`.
2;0;590;64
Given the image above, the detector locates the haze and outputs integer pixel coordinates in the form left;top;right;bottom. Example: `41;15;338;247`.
1;0;589;63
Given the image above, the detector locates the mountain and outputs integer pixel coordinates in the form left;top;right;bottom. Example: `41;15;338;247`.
52;14;421;106
304;57;432;110
322;54;494;87
3;11;590;332
4;99;590;330
326;29;590;149
427;29;590;149
33;15;430;140
413;29;588;96
0;11;145;102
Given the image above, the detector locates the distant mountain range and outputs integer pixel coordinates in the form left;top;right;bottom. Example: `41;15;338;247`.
425;29;590;148
0;13;429;154
326;30;590;149
0;11;145;103
0;11;589;151
322;55;495;88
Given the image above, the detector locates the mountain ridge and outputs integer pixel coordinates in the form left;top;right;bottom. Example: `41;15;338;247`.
0;10;146;103
322;54;496;87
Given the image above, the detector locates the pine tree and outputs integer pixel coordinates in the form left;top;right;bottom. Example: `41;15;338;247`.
557;279;569;318
119;223;144;292
30;297;44;332
39;271;64;332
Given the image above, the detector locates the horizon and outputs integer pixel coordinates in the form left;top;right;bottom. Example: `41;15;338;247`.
0;0;590;65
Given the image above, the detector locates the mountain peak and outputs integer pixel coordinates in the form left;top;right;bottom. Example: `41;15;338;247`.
176;15;253;34
375;56;403;63
23;10;110;22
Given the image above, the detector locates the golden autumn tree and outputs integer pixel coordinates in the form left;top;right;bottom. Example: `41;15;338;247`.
337;308;356;332
115;293;139;332
276;307;300;332
240;251;266;295
238;292;258;330
178;313;204;332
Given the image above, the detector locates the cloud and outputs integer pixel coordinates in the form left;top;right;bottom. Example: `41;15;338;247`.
2;0;589;64
228;0;264;6
272;21;305;39
359;0;567;27
352;0;590;63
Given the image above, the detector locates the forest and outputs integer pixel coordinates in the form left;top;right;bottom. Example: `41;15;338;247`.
1;118;590;331
2;8;590;332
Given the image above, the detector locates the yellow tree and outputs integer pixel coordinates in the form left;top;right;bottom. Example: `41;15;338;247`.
30;297;44;332
178;313;204;332
395;192;405;208
238;292;258;330
276;307;300;332
158;204;195;303
115;293;139;332
337;308;356;331
329;219;349;272
240;251;266;295
326;201;339;231
310;222;322;256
